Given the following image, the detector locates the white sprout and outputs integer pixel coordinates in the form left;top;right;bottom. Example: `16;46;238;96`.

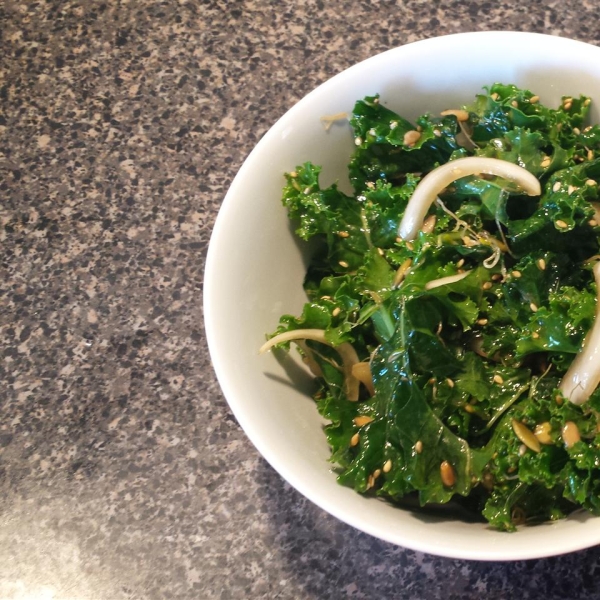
398;157;542;241
424;271;471;290
259;328;360;401
559;262;600;404
351;361;375;396
483;246;501;269
319;112;349;132
295;340;324;379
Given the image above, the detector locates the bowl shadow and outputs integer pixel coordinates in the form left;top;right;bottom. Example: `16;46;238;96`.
254;458;600;600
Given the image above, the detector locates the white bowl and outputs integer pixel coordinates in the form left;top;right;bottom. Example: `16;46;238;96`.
205;31;600;560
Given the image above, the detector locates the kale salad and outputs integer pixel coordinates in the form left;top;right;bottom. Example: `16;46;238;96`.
260;84;600;530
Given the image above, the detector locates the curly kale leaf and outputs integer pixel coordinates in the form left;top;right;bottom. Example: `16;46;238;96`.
348;95;461;191
271;83;600;530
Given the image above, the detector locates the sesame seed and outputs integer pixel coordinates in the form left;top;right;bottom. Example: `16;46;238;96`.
530;302;539;312
586;179;598;186
321;295;331;300
378;248;385;256
477;318;488;326
303;187;311;194
433;129;442;137
373;97;379;104
440;461;456;487
290;171;298;178
556;219;568;229
354;415;373;427
464;404;475;413
395;237;402;244
588;149;595;161
532;331;540;339
568;185;577;195
530;95;540;104
518;444;528;457
403;130;421;147
354;137;362;146
491;92;499;101
415;440;423;454
368;128;376;136
383;459;392;472
390;121;398;130
482;281;493;290
553;181;562;192
563;99;573;110
537;258;546;270
332;307;341;317
405;241;414;251
511;270;522;278
373;469;381;479
440;109;469;122
366;181;375;189
491;273;502;281
590;219;598;227
541;156;551;168
584;98;591;106
422;215;436;234
561;421;581;448
511;100;518;108
456;258;465;268
393;258;413;288
493;374;504;385
338;231;350;238
339;260;349;268
538;422;554;446
573;127;581;135
350;432;360;447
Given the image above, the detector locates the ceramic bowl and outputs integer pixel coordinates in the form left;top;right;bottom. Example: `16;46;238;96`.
205;31;600;560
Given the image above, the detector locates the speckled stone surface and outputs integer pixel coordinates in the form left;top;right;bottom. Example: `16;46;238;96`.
3;1;600;599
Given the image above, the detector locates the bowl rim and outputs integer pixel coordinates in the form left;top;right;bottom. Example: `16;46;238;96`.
205;31;600;560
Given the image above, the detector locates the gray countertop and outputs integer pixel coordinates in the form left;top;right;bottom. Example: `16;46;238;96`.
3;2;600;599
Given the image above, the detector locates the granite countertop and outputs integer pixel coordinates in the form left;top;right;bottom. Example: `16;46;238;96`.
3;2;600;599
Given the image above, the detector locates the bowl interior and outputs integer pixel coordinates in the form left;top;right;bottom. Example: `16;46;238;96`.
205;32;600;560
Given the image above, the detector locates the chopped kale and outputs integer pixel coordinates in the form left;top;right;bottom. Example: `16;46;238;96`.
266;84;600;530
